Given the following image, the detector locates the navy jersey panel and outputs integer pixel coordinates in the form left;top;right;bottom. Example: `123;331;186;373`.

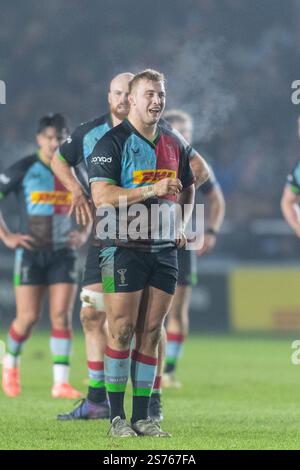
58;114;112;194
0;153;72;250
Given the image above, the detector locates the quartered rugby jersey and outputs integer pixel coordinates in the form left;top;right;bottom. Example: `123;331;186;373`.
287;161;300;194
87;119;195;251
0;153;72;250
59;113;113;194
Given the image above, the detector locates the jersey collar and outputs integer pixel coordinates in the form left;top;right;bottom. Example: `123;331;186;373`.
124;119;161;149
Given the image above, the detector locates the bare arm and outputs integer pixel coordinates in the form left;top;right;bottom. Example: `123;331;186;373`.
51;154;92;226
0;211;34;250
281;185;300;236
198;185;225;256
91;178;183;208
190;152;210;189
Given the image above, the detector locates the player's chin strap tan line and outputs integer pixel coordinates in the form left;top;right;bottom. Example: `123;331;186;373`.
80;289;105;311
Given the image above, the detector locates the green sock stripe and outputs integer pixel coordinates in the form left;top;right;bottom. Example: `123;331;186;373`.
165;357;177;365
106;382;127;393
7;349;19;357
53;355;70;365
133;387;152;397
89;379;105;389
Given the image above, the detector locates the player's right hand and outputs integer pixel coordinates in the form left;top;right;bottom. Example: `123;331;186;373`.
68;189;93;226
3;233;34;250
153;178;182;197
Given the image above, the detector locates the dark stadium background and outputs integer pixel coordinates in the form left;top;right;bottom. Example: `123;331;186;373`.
1;0;300;333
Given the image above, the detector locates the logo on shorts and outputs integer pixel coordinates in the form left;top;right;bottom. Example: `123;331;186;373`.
117;268;127;286
91;156;112;164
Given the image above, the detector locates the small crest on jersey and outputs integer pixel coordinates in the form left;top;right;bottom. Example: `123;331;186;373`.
66;136;72;144
166;144;176;161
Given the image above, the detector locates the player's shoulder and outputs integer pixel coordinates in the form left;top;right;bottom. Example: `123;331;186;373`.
158;119;188;148
11;153;37;172
73;114;110;138
287;159;300;185
98;120;132;146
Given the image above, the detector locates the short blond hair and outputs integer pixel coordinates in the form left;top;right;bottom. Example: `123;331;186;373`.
129;69;165;93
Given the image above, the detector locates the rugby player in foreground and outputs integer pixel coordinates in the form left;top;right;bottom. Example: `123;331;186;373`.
52;73;133;419
0;114;90;398
88;69;199;437
162;110;225;388
52;74;210;422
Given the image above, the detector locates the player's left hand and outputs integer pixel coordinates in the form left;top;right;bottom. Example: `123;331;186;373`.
68;230;89;249
197;233;217;256
176;231;187;249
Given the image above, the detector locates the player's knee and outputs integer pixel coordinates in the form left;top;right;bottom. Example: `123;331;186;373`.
20;311;40;329
51;311;71;330
146;324;163;348
114;322;135;348
80;306;105;333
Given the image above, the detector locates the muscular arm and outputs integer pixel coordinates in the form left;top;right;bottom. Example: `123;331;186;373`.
91;178;183;208
204;185;225;232
177;184;195;229
0;210;33;250
51;154;92;225
281;186;300;236
189;152;210;189
51;154;83;195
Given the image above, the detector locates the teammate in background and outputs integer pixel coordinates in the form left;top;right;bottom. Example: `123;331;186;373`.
163;109;225;388
88;69;201;437
281;160;300;236
52;73;134;420
0;114;90;398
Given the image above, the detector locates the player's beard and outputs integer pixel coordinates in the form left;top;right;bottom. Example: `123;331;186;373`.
110;103;130;121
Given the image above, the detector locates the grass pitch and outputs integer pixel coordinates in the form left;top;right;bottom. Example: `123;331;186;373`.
0;331;299;450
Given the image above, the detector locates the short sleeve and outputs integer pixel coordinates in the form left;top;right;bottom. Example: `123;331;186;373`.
0;157;32;200
58;125;85;166
87;134;122;186
178;145;195;189
287;162;300;194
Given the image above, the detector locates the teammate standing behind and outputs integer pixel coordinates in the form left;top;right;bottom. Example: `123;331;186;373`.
52;73;134;420
163;110;225;388
281;159;300;236
0;114;90;398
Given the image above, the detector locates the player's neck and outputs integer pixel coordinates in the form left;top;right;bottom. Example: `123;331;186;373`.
111;114;123;127
128;116;157;143
38;149;52;167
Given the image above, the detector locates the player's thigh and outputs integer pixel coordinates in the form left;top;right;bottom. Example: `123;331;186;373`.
168;285;192;322
139;286;174;333
81;243;102;292
104;291;143;337
15;285;46;322
48;283;78;316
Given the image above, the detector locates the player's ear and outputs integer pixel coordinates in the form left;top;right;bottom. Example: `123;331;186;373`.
128;93;135;107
